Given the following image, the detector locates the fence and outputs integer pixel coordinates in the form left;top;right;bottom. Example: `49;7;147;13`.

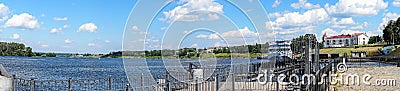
9;60;335;91
11;76;132;91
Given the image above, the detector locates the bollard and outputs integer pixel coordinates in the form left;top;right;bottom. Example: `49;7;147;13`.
125;84;130;91
11;75;15;91
275;73;279;91
231;73;235;91
166;74;171;91
30;78;35;91
68;77;72;91
141;74;144;91
195;77;199;91
215;74;219;91
397;61;400;67
108;76;112;90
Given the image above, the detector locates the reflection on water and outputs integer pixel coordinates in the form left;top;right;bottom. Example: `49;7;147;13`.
0;56;261;80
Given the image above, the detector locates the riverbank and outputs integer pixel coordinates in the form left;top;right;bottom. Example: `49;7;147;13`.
334;66;400;90
100;53;265;59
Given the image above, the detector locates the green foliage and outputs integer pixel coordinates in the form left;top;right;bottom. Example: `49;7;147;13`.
382;17;400;45
101;51;122;58
290;34;321;54
0;42;36;57
368;35;383;44
38;52;56;57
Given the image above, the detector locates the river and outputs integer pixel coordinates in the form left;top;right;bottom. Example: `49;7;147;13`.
0;56;261;80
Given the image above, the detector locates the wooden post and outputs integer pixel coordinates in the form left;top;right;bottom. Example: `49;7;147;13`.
30;78;34;91
11;75;15;91
125;84;130;91
231;73;235;91
141;74;144;91
167;74;171;91
68;77;72;91
108;76;112;90
195;77;199;91
215;74;219;91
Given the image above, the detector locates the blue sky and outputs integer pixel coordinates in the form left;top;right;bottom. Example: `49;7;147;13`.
0;0;400;53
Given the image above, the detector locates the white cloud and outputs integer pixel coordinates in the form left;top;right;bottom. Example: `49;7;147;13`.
63;24;70;28
161;0;223;22
196;33;219;39
328;17;356;29
40;44;49;48
349;22;368;30
336;18;355;25
12;34;20;39
53;17;68;21
190;43;198;47
88;43;96;47
291;0;320;9
322;28;339;36
350;25;364;30
0;29;2;33
5;13;40;29
393;0;400;7
271;8;329;33
131;26;139;31
50;28;62;33
221;27;259;38
77;23;98;32
325;0;388;17
105;40;111;43
377;12;400;33
268;12;282;18
195;27;261;45
0;3;9;22
341;29;362;35
64;39;72;44
272;0;281;8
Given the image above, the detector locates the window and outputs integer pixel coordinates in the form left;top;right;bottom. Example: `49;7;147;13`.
363;38;365;40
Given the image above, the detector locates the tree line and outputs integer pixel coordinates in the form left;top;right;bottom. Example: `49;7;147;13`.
290;34;323;54
103;43;269;58
0;42;56;57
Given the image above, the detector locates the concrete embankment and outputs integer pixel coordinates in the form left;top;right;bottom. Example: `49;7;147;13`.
0;75;12;91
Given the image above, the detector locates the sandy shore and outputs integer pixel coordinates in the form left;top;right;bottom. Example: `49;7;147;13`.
334;66;400;91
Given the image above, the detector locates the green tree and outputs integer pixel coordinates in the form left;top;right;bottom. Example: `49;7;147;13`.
290;34;317;54
368;35;382;44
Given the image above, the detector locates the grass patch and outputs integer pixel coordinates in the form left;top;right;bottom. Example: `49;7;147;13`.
319;47;381;56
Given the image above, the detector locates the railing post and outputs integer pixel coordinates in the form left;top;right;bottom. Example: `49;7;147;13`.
68;77;72;91
215;74;219;91
30;78;34;91
108;76;112;90
195;77;199;91
11;75;15;91
231;73;235;91
166;74;171;91
141;74;144;91
275;72;279;91
125;84;130;91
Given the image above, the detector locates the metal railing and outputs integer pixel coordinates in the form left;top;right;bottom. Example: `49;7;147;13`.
11;76;132;91
9;60;335;91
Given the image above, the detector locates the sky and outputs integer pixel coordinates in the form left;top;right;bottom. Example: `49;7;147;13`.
0;0;400;53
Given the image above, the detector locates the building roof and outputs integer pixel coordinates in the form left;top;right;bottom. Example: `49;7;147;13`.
324;32;367;39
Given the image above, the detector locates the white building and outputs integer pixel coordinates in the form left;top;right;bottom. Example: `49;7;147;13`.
322;32;369;48
268;40;292;58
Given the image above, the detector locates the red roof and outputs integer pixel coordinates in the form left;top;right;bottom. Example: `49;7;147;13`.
324;33;366;39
